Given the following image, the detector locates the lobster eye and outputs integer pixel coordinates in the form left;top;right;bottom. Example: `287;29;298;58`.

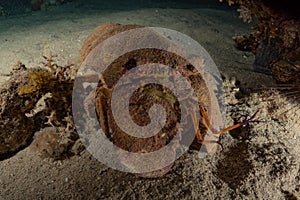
123;58;137;71
186;64;194;71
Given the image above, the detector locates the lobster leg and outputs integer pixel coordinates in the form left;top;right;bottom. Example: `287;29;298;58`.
192;108;261;151
218;109;261;134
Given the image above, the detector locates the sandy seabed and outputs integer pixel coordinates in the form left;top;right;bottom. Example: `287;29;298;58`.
0;0;300;199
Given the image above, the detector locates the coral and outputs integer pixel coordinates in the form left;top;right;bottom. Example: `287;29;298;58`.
237;5;253;23
225;0;300;102
225;0;299;54
271;47;300;83
232;33;259;53
0;55;79;160
18;70;53;96
31;126;78;159
228;0;300;48
271;47;300;109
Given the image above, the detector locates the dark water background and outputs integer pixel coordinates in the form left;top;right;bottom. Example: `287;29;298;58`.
0;0;234;16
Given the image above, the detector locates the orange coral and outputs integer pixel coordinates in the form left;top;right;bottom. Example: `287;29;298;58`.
18;70;53;96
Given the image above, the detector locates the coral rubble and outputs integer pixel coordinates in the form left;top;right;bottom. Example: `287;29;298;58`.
0;56;78;160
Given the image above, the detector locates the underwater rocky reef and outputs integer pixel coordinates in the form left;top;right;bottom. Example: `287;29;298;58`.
225;0;300;93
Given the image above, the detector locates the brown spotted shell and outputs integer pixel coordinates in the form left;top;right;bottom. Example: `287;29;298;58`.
80;23;212;177
80;22;143;62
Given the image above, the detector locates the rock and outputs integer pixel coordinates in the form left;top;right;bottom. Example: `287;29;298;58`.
0;65;36;160
0;57;77;160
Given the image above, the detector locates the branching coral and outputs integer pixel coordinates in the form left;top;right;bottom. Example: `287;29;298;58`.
223;0;300;129
224;0;300;101
237;5;253;23
225;0;299;54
